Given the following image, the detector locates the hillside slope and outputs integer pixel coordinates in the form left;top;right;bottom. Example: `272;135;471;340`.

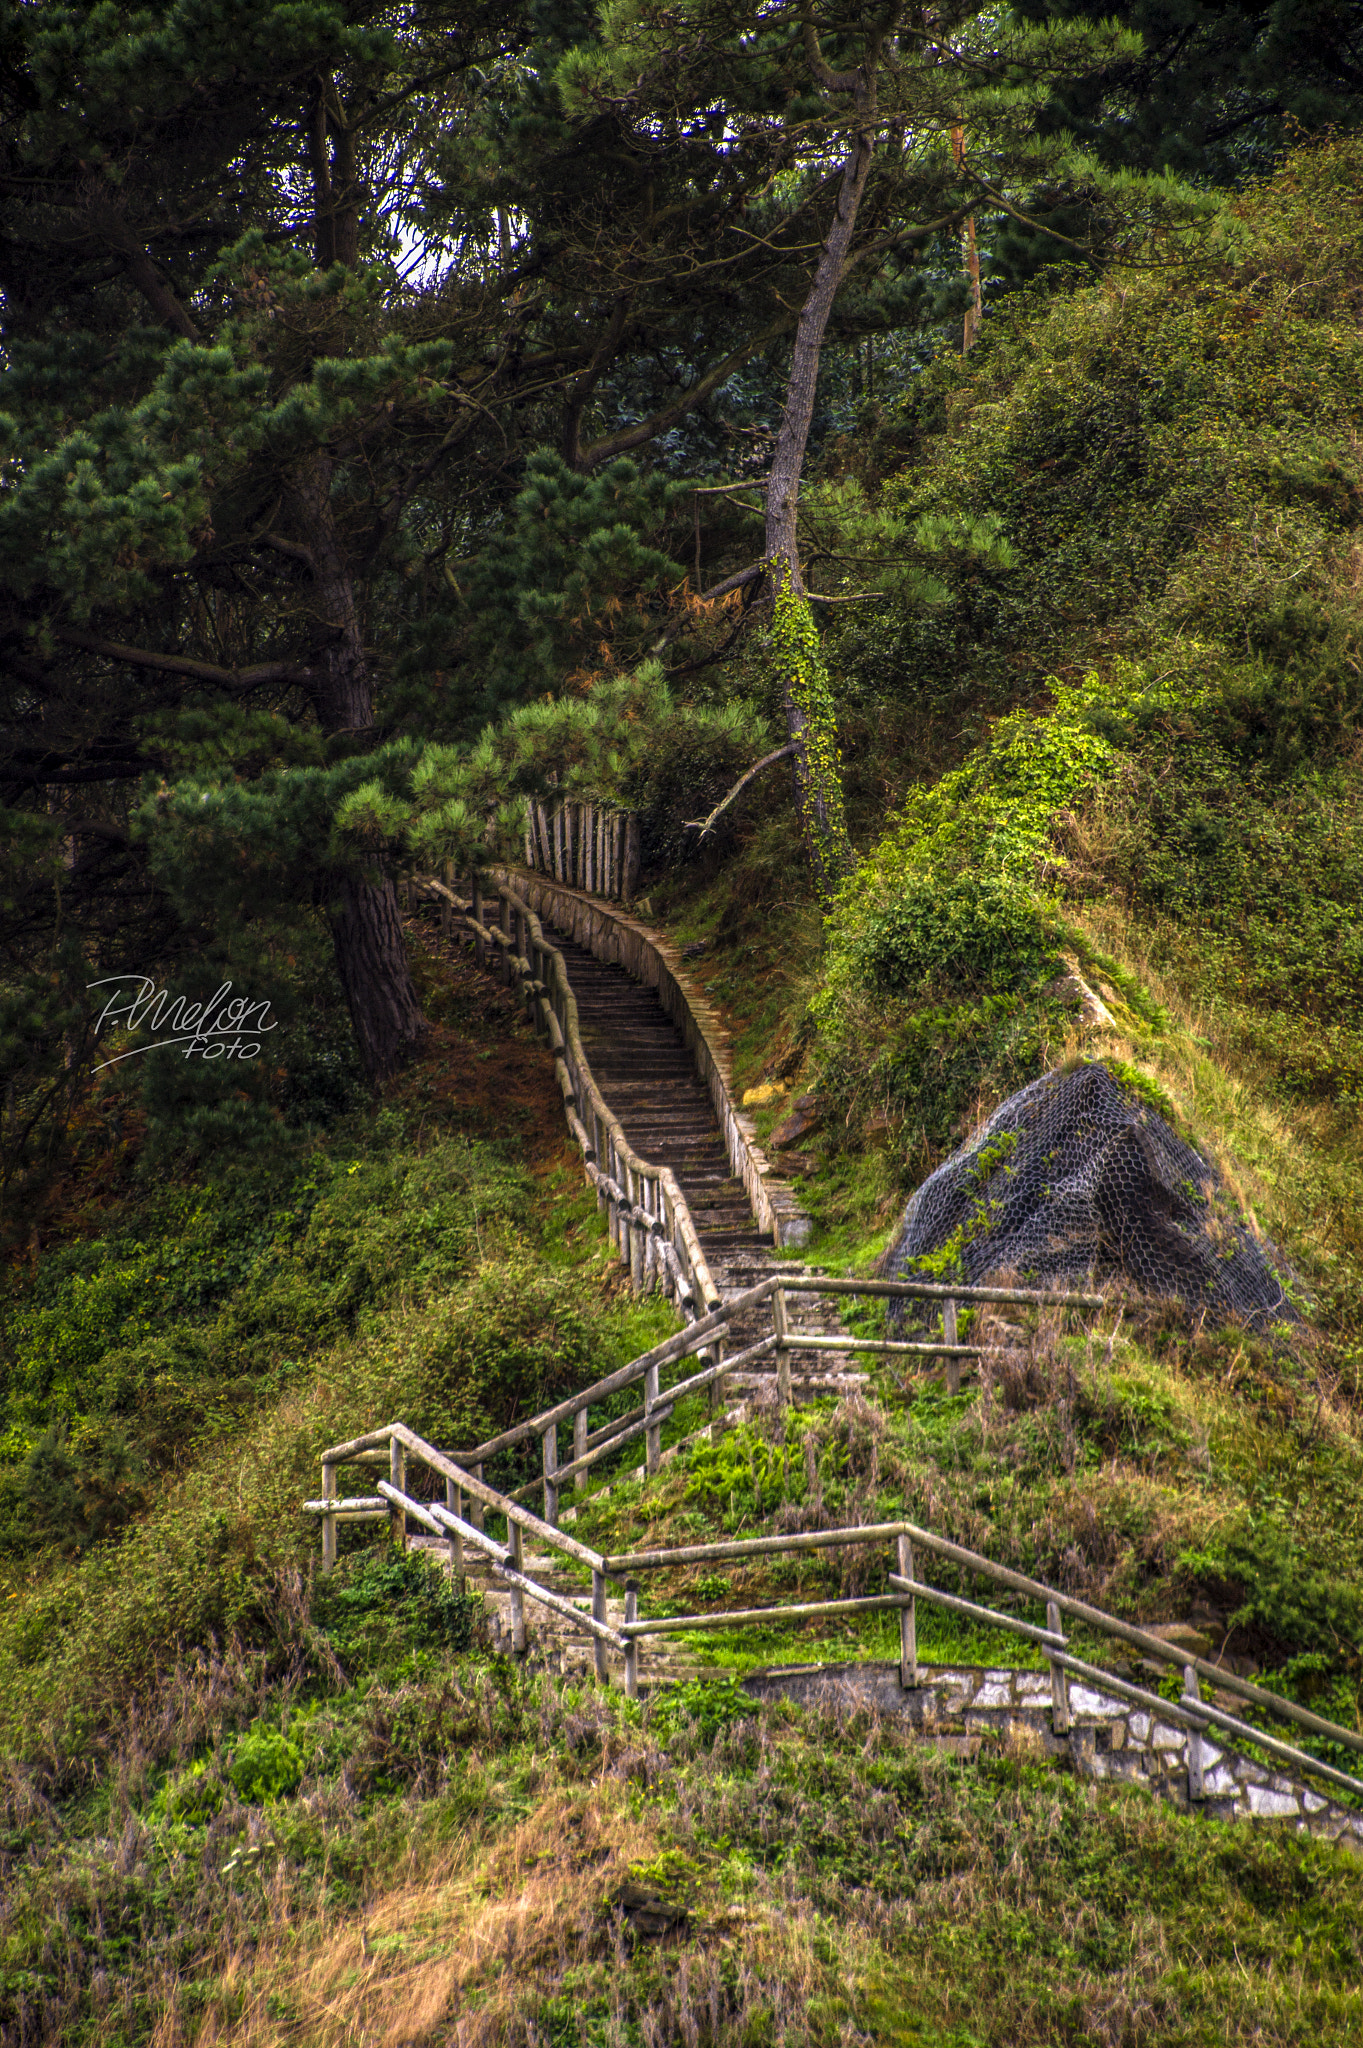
3;140;1363;2048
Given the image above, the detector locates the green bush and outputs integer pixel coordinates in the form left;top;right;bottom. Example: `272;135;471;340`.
856;871;1052;998
228;1724;304;1803
314;1548;477;1674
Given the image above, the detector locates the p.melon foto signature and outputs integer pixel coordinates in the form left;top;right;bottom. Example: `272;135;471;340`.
88;976;278;1072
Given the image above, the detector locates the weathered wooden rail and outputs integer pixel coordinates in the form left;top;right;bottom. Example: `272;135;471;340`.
311;1266;1107;1540
522;798;640;903
414;869;722;1322
303;1415;1363;1807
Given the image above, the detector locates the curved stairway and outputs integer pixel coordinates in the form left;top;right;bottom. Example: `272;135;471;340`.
545;922;862;1399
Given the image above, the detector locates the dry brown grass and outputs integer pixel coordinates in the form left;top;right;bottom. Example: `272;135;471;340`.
178;1786;663;2048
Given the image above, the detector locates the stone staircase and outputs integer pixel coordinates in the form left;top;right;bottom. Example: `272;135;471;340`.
548;924;866;1404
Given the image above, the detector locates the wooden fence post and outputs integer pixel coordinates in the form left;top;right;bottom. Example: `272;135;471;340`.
645;1359;661;1475
624;1581;639;1698
469;1465;485;1534
446;1474;464;1588
944;1297;960;1395
321;1460;337;1574
897;1533;917;1686
1185;1665;1204;1799
708;1333;726;1419
773;1286;791;1410
574;1407;589;1494
592;1569;610;1682
624;814;641;900
509;1519;526;1653
1047;1600;1070;1735
389;1436;407;1551
542;1423;559;1527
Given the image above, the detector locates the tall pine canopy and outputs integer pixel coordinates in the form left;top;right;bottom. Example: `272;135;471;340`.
0;0;1225;1193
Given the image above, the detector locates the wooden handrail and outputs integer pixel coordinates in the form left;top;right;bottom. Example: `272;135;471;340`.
309;1438;1363;1802
414;871;723;1322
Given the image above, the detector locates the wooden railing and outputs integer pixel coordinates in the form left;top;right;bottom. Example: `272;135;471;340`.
304;1415;1363;1805
311;1268;1108;1541
412;869;721;1324
523;798;640;902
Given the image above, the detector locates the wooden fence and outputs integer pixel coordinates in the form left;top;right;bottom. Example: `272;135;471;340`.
304;1409;1363;1805
413;869;721;1324
523;799;640;902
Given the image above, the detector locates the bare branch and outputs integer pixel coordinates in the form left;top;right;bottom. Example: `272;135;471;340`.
685;742;800;839
55;629;310;691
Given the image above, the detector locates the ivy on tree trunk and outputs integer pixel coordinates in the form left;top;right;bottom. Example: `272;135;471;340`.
762;20;884;904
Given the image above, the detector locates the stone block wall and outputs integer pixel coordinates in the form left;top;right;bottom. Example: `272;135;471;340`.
741;1660;1363;1852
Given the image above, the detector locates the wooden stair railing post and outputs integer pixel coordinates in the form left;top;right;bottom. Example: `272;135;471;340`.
898;1533;917;1687
630;1170;645;1294
321;1460;338;1574
1048;1600;1070;1735
624;814;641;901
574;1407;589;1494
592;1569;609;1681
1185;1666;1204;1799
944;1298;960;1395
773;1286;791;1411
389;1436;407;1551
509;1519;526;1652
446;1474;464;1587
644;1359;662;1475
644;1175;658;1294
624;1581;639;1698
470;1466;485;1534
542;1423;559;1527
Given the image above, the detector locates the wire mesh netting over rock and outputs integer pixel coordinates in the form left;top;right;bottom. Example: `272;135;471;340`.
887;1063;1297;1329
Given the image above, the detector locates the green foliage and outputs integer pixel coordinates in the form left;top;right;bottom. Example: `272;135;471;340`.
227;1724;304;1804
403;662;770;880
856;872;1052;999
0;1136;529;1492
314;1547;477;1673
151;1755;225;1828
684;1422;807;1523
13;1423;147;1556
810;702;1116;1162
769;590;852;903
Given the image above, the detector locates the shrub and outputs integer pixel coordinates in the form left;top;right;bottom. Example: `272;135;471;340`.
228;1724;304;1803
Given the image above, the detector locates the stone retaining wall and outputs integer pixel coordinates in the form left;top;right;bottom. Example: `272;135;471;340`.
741;1660;1363;1851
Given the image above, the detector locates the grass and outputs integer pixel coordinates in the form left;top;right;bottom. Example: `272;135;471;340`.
5;1642;1362;2048
7;139;1363;2042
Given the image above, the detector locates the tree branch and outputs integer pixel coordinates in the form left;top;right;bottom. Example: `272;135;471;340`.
55;629;310;690
685;741;799;839
84;196;202;342
577;318;792;469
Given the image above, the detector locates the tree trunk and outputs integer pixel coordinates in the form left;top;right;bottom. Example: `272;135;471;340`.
952;129;982;352
763;49;878;903
284;452;428;1083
